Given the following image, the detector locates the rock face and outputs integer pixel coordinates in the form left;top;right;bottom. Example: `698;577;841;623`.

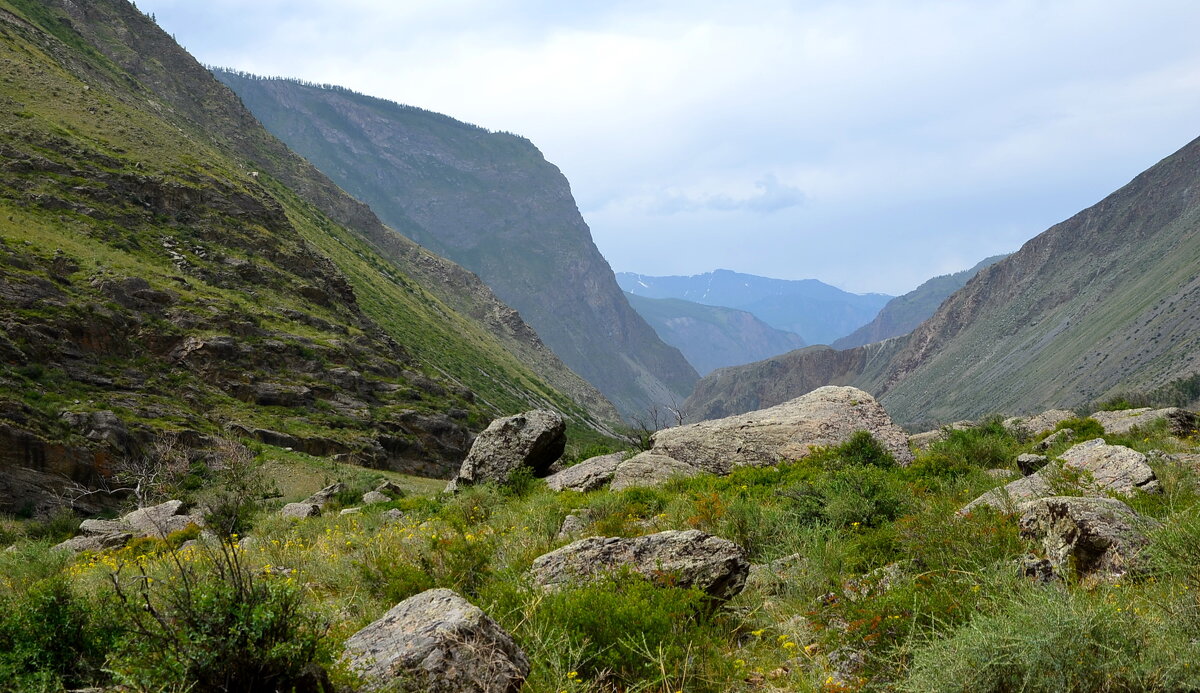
1091;407;1199;436
1059;439;1160;496
544;453;623;492
447;410;566;491
653;386;912;474
1018;496;1157;582
609;453;702;491
343;588;529;693
529;530;749;602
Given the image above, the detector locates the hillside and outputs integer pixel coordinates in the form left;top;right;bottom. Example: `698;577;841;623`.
0;0;620;513
686;136;1200;427
617;269;891;345
211;71;698;419
832;254;1008;349
623;292;806;375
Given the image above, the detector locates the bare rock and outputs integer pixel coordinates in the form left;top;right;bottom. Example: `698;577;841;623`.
382;508;405;523
376;480;407;497
1037;428;1075;451
1018;496;1157;583
544;452;622;492
340;507;362;515
651;386;912;475
446;410;565;492
361;491;389;505
1059;439;1160;496
960;474;1053;515
1016;453;1049;476
122;500;201;539
556;514;588;540
529;529;749;602
79;518;132;536
1004;409;1076;437
1091;407;1199;436
343;588;529;692
609;452;701;491
305;483;345;507
53;531;133;553
281;502;322;519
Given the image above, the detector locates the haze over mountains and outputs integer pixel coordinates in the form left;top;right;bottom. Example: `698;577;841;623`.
212;71;698;419
617;269;892;346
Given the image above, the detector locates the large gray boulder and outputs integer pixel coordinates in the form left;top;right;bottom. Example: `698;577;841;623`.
651;386;912;474
123;499;202;539
1091;407;1199;436
544;452;623;492
529;529;749;602
344;588;529;692
1059;439;1160;496
447;410;565;492
609;452;702;491
1018;496;1157;583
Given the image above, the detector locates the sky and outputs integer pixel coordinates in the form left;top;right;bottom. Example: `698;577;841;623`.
136;0;1200;295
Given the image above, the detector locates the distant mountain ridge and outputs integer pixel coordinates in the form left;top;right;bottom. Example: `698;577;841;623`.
214;70;698;419
616;270;892;345
832;254;1008;349
686;135;1200;427
623;293;806;375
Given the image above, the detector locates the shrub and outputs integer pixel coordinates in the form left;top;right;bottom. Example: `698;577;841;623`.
781;466;909;529
808;431;897;470
911;417;1021;479
1053;416;1105;440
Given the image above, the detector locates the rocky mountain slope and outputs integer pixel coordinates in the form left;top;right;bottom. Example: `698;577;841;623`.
0;0;619;513
617;269;892;345
211;71;698;419
623;292;806;375
832;254;1008;349
687;137;1200;427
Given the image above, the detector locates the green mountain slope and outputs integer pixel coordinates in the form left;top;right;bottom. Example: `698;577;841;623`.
687;137;1200;427
210;71;698;419
0;0;616;512
832;255;1008;350
623;292;806;375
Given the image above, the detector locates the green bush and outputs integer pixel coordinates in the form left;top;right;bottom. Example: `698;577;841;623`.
808;430;897;469
781;466;909;529
911;417;1021;479
1053;416;1105;440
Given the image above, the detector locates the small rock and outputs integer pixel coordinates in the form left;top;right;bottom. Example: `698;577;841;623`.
544;452;623;492
382;509;405;523
375;480;406;497
340;507;362;515
361;491;390;505
1016;453;1049;476
53;532;133;553
1018;496;1157;583
960;473;1053;515
1004;409;1077;437
343;588;530;692
304;483;346;507
530;529;749;602
984;468;1020;480
555;514;588;540
1037;428;1074;451
280;503;322;519
609;452;701;491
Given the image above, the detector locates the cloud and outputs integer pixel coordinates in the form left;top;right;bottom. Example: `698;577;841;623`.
645;174;805;215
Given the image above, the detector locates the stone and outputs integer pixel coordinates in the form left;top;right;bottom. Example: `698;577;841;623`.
281;502;322;519
446;410;566;492
529;529;749;602
984;468;1020;480
361;491;390;505
375;480;406;496
959;473;1053;515
1091;407;1199;437
304;483;346;507
122;500;201;539
609;452;702;491
343;588;529;692
1016;453;1049;476
544;452;623;492
650;386;913;475
908;429;946;450
340;507;362;515
1037;428;1074;451
1059;439;1160;496
79;518;132;536
53;531;133;553
1004;409;1076;437
382;509;405;523
556;514;588;540
1018;496;1157;583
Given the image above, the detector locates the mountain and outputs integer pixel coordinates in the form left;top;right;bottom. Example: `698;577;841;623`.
0;0;624;512
616;269;892;345
211;71;698;420
686;136;1200;427
623;293;807;376
832;254;1008;349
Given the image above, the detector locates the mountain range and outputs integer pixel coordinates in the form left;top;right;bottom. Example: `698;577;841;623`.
616;269;892;345
212;70;698;419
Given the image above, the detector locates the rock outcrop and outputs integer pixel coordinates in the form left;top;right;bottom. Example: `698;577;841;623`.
1017;496;1157;583
652;386;912;474
447;410;565;492
544;453;623;493
1091;407;1199;436
530;530;749;602
343;588;529;692
53;499;203;552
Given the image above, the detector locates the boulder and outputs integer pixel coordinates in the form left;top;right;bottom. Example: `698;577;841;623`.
123;500;202;539
376;480;407;497
555;514;588;540
1059;439;1160;496
1004;409;1076;437
53;531;133;553
1016;453;1049;476
1018;496;1157;583
529;529;749;602
304;482;345;507
446;410;565;492
1091;407;1199;436
281;502;322;519
343;588;529;692
651;386;912;474
1037;428;1075;451
361;491;390;505
960;474;1053;515
544;452;622;492
610;452;702;491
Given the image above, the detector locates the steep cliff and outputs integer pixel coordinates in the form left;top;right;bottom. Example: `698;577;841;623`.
212;72;699;419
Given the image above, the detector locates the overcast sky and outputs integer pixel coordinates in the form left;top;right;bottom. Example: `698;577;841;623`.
137;0;1200;295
